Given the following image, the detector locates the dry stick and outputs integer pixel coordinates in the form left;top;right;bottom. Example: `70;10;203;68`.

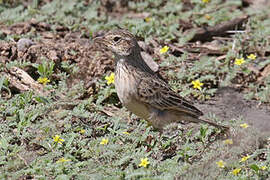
186;15;249;42
2;67;49;96
169;44;226;55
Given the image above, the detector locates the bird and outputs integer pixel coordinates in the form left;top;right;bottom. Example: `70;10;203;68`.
94;29;228;131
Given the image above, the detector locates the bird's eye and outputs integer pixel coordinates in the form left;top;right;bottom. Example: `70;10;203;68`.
113;36;121;42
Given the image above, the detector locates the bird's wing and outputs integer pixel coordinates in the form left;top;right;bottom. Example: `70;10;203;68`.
136;76;203;117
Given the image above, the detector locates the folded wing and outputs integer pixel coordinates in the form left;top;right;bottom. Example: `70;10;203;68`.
136;76;203;117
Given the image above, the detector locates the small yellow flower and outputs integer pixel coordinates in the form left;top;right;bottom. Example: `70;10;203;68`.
202;0;210;3
56;158;71;163
105;73;115;85
192;79;204;90
100;138;109;145
240;155;250;162
223;139;233;145
139;158;150;168
53;135;64;144
240;123;249;128
123;131;130;135
204;14;212;20
260;166;267;170
247;54;256;60
159;46;169;54
216;160;226;168
37;77;50;85
234;58;246;65
232;168;241;175
144;17;151;22
79;129;86;134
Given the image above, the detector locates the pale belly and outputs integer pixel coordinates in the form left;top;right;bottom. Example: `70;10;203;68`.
115;62;150;120
115;78;150;120
124;98;150;120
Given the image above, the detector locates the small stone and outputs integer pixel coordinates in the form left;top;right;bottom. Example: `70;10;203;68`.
17;38;35;51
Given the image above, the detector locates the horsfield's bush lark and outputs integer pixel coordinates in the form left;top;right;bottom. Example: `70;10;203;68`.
94;29;228;131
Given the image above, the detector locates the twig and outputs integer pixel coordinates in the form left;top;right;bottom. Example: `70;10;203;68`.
186;15;249;42
2;67;49;96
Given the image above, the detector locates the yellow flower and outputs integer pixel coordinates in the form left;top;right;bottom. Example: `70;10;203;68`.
234;58;246;65
240;155;250;162
53;135;64;144
247;54;256;60
37;77;50;85
202;0;210;3
240;123;249;128
139;158;150;168
232;168;241;175
100;138;109;145
79;129;86;134
105;73;115;85
260;166;267;170
56;158;71;163
204;14;212;20
159;46;169;54
144;17;151;22
216;160;226;168
192;79;204;90
223;139;233;145
123;131;130;135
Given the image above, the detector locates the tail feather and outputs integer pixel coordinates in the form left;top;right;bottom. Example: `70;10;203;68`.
184;114;229;130
198;118;229;130
156;110;229;131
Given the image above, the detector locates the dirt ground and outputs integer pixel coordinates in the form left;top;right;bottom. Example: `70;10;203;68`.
1;19;269;138
0;1;270;179
1;16;270;122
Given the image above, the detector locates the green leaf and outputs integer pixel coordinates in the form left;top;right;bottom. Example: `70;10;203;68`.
34;96;50;104
0;76;4;91
250;164;259;172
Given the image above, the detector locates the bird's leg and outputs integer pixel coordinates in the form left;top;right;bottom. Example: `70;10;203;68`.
128;111;133;125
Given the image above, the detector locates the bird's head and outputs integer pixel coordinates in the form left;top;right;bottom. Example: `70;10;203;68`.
94;29;140;57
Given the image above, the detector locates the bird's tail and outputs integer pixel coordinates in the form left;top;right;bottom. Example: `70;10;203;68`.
197;118;229;130
183;114;229;130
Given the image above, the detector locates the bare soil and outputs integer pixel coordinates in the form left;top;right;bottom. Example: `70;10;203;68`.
1;20;269;136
